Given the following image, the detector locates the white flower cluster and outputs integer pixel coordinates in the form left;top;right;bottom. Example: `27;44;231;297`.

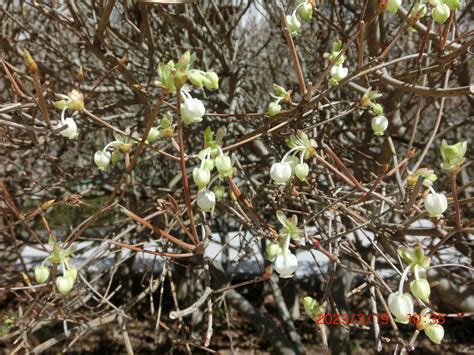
360;91;389;136
387;246;444;344
324;40;348;86
285;1;314;37
33;236;78;296
180;89;206;125
270;130;316;185
266;211;301;278
383;1;461;27
266;84;291;118
146;112;176;144
54;90;84;140
192;128;232;212
93;130;139;171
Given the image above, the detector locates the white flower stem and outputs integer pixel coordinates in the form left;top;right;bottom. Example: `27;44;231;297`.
61;261;67;276
300;151;305;164
41;256;51;267
103;141;119;152
414;265;420;280
282;146;305;163
200;148;211;169
283;234;291;253
60;108;67;123
180;88;191;100
398;265;412;293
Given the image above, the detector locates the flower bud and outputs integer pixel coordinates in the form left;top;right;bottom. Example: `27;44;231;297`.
188;70;205;87
268;102;281;117
286;15;301;37
215;154;233;177
410;278;431;303
303;296;324;320
197;190;216;212
178;51;191;67
387;0;401;14
146;127;160;144
371;115;388;136
388;292;414;324
409;3;427;24
111;150;121;166
94;151;111;171
432;3;450;24
67;90;84;111
270;162;292;185
58;117;78;139
203;71;219;90
273;251;298;278
56;276;74;296
330;64;348;82
193;167;211;190
424;192;448;218
64;268;78;282
440;140;467;170
361;91;382;107
213;185;225;201
298;2;313;21
23;49;38;73
273;84;287;97
413;246;428;266
445;0;460;10
181;96;205;125
425;324;444;344
266;241;281;261
294;163;309;181
407;168;437;187
34;266;50;284
372;103;384;116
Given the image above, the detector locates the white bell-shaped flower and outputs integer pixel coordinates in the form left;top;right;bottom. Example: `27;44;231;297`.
432;3;450;24
94;151;111;171
215;154;233;177
270;162;292;185
197;189;216;212
193;167;211;190
273;250;298;278
58;117;78;139
387;0;401;14
424;192;448;218
388;292;414;324
266;241;281;261
330;64;348;82
425;324;444;344
203;71;219;90
445;0;460;10
268;102;281;117
298;2;313;21
181;95;205;125
294;163;309;181
34;266;50;284
56;276;74;296
286;14;301;37
146;127;160;144
410;278;431;303
371;115;388;136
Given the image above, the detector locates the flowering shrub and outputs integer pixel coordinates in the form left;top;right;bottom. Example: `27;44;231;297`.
0;0;471;353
